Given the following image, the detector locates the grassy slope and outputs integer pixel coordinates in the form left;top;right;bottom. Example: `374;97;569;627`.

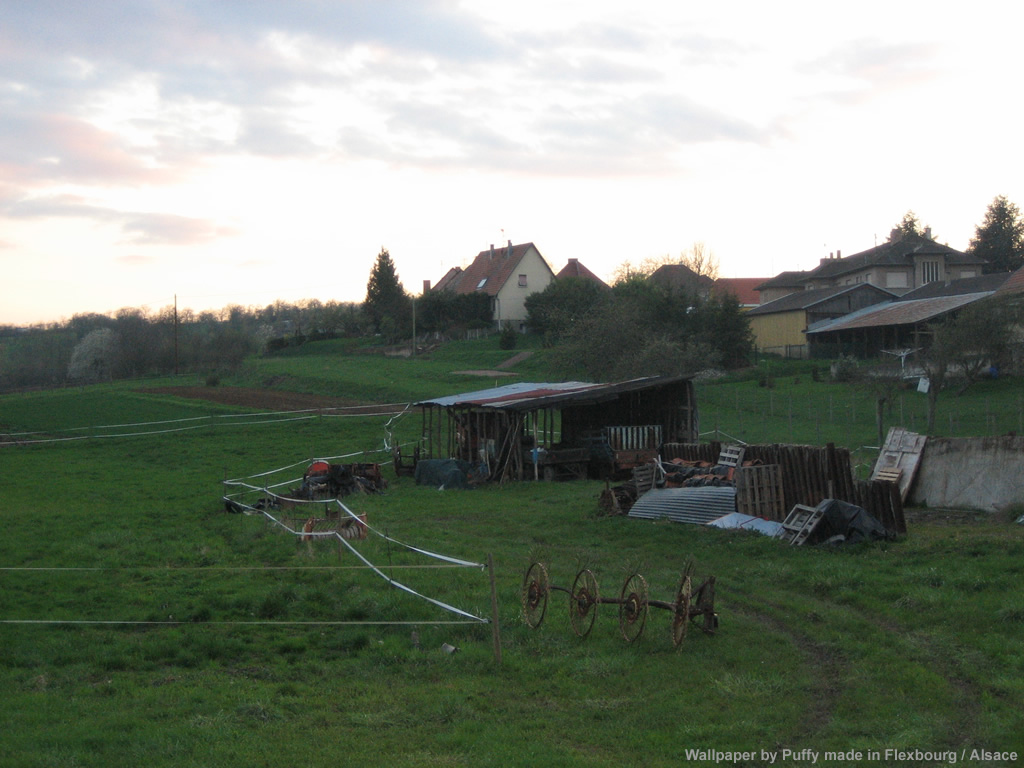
1;340;1023;766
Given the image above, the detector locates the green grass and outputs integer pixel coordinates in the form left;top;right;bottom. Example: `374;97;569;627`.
1;344;1023;765
226;334;553;404
697;369;1024;476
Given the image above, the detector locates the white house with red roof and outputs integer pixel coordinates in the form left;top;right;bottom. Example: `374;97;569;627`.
431;241;556;330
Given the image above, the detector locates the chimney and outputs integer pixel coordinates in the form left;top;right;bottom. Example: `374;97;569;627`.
924;226;932;240
836;249;841;259
489;244;495;260
423;280;431;293
506;239;513;258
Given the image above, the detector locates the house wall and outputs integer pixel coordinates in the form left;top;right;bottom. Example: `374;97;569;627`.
760;286;803;304
493;245;554;328
808;259;984;296
749;310;808;350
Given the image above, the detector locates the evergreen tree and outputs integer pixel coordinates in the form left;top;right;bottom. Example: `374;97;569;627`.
968;195;1024;273
364;248;411;336
889;211;929;241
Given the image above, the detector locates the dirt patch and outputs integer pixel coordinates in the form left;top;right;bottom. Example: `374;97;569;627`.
496;350;534;370
143;386;383;413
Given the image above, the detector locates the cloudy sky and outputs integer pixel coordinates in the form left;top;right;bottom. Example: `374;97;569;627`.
3;1;1023;325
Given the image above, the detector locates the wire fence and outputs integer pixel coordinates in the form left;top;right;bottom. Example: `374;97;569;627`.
3;446;494;633
0;402;412;447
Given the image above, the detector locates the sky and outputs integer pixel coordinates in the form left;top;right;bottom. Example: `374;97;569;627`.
3;1;1024;326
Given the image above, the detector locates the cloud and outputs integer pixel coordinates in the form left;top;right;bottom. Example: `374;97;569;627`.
0;114;170;186
4;194;236;245
119;212;238;245
799;38;941;105
114;253;155;266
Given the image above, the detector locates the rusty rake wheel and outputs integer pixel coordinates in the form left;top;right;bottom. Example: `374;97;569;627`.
693;576;717;634
521;561;550;629
618;572;649;643
569;568;600;639
671;575;692;649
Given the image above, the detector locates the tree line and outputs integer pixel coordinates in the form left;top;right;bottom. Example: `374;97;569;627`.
0;300;366;391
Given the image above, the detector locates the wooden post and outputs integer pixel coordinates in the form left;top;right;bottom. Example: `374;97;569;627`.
488;554;502;666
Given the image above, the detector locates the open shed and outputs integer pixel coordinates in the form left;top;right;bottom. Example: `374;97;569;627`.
414;376;698;482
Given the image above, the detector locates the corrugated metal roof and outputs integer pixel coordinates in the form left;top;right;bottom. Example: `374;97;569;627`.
416;375;692;411
416;381;599;408
628;487;737;525
806;292;992;334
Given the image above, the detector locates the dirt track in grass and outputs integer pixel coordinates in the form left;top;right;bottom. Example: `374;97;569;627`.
143;386;389;413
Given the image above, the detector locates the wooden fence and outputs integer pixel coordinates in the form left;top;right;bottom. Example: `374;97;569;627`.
662;441;906;534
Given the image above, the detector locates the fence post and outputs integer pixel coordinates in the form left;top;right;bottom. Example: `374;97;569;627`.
488;554;502;666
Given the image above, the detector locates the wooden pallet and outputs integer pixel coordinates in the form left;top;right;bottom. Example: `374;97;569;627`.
779;503;824;546
735;464;785;521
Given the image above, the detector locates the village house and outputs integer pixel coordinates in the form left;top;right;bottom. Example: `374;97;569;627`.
756;231;988;302
432;241;556;331
746;284;897;358
748;229;991;358
806;269;1021;359
711;277;766;311
555;257;609;289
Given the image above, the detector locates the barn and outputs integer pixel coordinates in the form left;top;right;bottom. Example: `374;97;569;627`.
413;376;698;482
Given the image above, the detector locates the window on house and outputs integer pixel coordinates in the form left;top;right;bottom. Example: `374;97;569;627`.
921;261;940;283
518;274;527;287
476;278;488;290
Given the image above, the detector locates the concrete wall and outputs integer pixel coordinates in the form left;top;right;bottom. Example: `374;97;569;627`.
909;435;1024;511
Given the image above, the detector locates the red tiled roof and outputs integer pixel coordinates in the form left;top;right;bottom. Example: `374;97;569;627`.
556;258;609;288
437;242;551;297
712;277;766;306
432;266;463;292
995;265;1024;296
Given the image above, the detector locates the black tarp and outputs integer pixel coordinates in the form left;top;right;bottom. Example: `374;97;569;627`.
813;498;895;545
414;459;487;489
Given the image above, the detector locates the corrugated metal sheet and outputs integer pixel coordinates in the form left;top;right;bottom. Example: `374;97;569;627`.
417;381;598;408
415;376;692;411
807;292;991;334
628;487;737;525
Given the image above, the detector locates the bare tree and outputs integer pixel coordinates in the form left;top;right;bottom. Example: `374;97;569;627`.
682;241;720;280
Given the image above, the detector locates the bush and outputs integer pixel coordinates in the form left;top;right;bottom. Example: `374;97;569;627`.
499;327;517;350
831;355;859;382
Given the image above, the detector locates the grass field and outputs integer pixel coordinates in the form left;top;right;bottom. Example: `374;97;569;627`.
1;339;1023;767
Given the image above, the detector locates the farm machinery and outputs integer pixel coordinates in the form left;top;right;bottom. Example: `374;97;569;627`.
520;560;718;648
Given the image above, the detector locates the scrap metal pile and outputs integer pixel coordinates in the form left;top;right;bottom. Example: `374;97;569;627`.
599;452;756;516
289;460;388;500
521;559;718;649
